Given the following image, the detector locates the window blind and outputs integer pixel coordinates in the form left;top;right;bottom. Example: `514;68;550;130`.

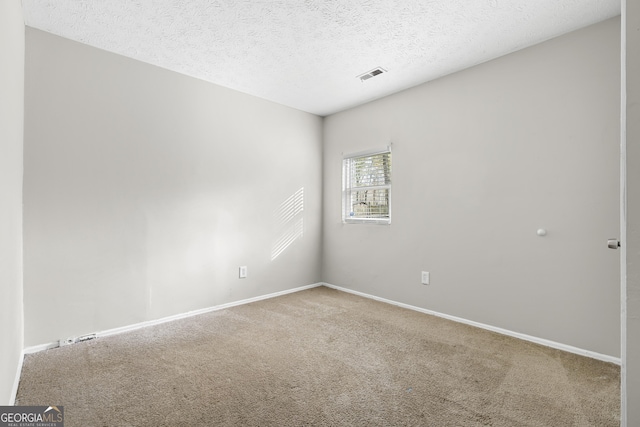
343;149;391;223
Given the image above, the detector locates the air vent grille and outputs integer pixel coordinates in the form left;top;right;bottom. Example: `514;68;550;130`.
357;67;387;82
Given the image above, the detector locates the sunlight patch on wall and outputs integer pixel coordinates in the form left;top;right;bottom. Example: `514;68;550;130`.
271;188;304;261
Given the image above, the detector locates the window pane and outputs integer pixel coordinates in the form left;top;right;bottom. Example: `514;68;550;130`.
350;152;391;188
343;149;391;223
349;188;390;219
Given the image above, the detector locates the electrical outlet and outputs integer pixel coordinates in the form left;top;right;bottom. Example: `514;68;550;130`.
239;266;247;279
59;337;75;347
421;271;430;285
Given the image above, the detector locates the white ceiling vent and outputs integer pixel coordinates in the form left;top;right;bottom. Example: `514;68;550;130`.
357;67;387;82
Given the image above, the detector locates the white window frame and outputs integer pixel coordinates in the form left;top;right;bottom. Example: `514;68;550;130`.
342;147;392;225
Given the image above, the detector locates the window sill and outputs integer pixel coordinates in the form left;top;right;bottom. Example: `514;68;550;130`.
343;218;391;225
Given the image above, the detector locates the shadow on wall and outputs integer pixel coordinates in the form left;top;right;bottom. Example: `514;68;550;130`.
272;187;304;260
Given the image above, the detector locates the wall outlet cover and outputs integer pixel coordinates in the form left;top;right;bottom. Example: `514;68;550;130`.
59;337;75;347
421;271;430;285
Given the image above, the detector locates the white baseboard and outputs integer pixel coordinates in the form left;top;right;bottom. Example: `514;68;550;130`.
24;283;324;353
97;282;323;339
20;280;618;378
321;282;621;366
23;342;59;355
9;350;25;405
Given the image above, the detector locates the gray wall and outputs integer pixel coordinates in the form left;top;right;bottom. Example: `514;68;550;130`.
0;1;24;404
23;28;323;347
625;0;640;423
323;18;621;357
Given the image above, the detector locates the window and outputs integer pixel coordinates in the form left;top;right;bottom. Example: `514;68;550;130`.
342;148;392;224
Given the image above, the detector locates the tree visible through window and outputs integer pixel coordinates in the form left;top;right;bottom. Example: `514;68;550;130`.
342;149;391;224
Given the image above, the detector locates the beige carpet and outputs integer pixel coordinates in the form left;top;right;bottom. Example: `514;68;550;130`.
17;286;619;426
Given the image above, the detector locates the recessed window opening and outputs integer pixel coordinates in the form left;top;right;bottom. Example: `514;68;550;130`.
342;148;392;224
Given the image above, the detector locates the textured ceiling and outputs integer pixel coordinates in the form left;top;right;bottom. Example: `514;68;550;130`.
22;0;620;116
